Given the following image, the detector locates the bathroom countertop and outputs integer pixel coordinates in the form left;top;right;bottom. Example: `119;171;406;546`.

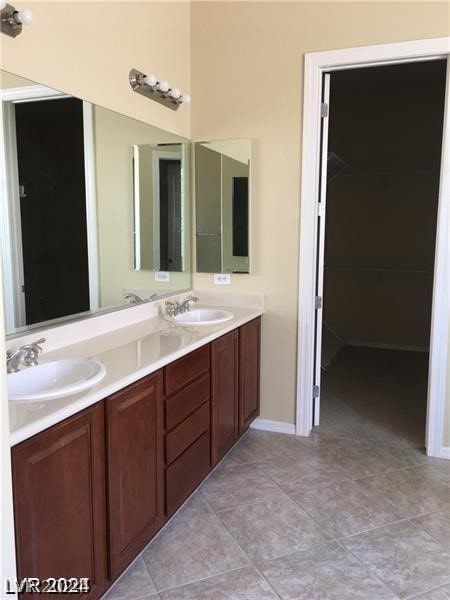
9;305;263;446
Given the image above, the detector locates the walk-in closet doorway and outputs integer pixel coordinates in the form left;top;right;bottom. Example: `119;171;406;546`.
297;38;450;458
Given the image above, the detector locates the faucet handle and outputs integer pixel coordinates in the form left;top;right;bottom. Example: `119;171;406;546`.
22;338;46;367
29;338;46;353
165;300;176;316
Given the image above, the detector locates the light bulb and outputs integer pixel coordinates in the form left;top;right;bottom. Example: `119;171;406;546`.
0;1;7;11
15;8;33;25
158;80;170;93
143;74;157;87
169;88;181;99
180;94;191;104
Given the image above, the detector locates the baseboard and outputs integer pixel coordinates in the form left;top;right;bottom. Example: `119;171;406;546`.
438;446;450;460
250;418;296;435
348;342;428;353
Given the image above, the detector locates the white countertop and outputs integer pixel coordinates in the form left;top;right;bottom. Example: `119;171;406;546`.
9;305;263;446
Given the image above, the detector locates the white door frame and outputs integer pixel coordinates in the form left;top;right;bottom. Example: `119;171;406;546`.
0;85;99;330
296;37;450;459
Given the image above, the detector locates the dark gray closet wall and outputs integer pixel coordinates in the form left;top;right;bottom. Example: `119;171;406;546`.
324;60;446;349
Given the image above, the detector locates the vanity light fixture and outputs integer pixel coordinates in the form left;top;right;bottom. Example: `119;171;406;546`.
129;68;191;111
1;1;32;37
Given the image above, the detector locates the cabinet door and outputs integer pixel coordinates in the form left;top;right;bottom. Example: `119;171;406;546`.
106;371;165;578
12;402;107;600
239;317;261;434
211;330;239;465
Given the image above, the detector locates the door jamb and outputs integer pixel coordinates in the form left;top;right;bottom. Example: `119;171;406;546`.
296;37;450;458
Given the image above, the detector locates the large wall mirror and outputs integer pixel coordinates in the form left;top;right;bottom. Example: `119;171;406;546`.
195;140;251;273
0;70;191;337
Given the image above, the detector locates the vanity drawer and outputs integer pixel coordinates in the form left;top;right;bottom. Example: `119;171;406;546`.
165;373;210;431
166;430;211;516
164;345;210;396
166;402;210;465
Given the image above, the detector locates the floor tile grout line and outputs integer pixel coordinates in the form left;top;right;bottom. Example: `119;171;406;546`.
200;492;284;600
141;508;255;594
254;460;356;495
350;460;448;483
213;495;333;564
405;581;450;599
334;539;403;599
331;517;414;543
167;488;284;598
249;564;284;599
249;539;340;565
155;564;257;595
286;492;408;542
103;556;158;600
211;491;293;514
406;513;450;551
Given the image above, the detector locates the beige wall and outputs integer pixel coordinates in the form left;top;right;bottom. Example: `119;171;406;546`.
0;1;191;139
190;1;450;432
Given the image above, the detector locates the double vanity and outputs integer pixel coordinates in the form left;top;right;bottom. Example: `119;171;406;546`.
1;68;258;598
8;299;262;599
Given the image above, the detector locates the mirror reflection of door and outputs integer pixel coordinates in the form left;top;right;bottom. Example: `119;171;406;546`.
12;98;90;326
158;158;182;272
133;144;184;274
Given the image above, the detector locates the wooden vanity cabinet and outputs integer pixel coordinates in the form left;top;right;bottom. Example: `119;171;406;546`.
11;402;108;600
239;317;261;434
11;317;261;598
106;371;165;579
211;329;239;465
211;318;261;465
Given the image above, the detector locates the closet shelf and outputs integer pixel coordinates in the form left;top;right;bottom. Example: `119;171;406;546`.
337;169;439;177
324;266;432;274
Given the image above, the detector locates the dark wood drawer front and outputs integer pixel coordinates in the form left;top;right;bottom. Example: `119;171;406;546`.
165;345;210;396
166;402;210;465
165;373;210;431
166;430;211;515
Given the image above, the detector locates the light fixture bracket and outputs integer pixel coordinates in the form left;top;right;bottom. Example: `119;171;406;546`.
1;3;22;37
129;68;184;111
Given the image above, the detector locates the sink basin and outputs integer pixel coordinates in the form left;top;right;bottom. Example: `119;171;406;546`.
173;308;234;326
8;358;107;403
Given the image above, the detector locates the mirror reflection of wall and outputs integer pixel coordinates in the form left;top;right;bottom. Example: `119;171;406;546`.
195;140;250;274
0;70;191;337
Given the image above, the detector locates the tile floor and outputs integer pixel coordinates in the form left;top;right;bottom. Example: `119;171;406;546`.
104;348;450;599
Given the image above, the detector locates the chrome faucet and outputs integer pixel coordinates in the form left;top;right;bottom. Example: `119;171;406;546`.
124;292;144;304
165;295;199;317
124;292;158;304
6;338;46;373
